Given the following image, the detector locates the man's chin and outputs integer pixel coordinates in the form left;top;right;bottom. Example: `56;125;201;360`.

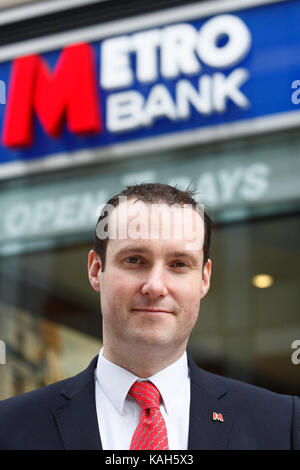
126;328;174;347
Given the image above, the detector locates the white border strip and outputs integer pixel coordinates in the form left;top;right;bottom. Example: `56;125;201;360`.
0;0;286;62
0;0;107;26
1;109;300;181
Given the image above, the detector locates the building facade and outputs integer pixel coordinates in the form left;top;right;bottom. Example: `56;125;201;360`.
0;0;299;399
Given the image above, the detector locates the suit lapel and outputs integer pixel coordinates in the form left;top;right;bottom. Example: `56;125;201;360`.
54;356;102;450
187;356;235;450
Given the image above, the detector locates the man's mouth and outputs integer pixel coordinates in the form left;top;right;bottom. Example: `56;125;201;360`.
132;308;172;314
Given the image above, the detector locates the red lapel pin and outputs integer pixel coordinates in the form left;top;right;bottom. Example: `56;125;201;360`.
212;412;224;422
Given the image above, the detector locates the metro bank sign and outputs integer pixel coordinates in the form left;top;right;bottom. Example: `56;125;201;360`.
2;15;250;147
0;0;300;176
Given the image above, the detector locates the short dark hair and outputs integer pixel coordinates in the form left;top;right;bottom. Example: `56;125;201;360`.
93;183;213;271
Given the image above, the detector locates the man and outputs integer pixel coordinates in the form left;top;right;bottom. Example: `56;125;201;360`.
0;183;299;450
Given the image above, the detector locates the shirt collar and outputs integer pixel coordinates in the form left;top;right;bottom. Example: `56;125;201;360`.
95;347;189;416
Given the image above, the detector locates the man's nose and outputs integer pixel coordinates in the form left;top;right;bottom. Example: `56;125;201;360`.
141;265;168;298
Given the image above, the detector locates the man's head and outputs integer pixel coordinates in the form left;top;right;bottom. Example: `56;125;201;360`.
92;183;212;271
88;183;212;370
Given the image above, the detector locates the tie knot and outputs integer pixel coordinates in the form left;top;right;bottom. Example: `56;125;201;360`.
129;381;161;410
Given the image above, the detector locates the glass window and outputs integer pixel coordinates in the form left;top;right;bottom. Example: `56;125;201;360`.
190;213;300;395
0;214;299;399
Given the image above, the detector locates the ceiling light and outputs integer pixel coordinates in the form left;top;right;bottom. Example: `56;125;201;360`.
252;274;274;289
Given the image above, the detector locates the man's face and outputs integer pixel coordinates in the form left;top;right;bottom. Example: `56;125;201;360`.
88;199;211;355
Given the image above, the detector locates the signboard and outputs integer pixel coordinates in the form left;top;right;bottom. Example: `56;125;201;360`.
0;0;300;178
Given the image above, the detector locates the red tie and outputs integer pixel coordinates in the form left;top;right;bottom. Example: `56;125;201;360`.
128;380;169;450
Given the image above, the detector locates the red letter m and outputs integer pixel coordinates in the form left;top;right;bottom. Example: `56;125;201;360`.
213;412;224;422
2;42;102;148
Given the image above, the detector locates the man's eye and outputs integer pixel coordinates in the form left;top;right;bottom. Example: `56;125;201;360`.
125;256;142;264
172;261;187;268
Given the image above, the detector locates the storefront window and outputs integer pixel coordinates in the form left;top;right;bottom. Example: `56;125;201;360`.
1;214;299;399
190;213;300;395
0;244;101;400
0;129;299;399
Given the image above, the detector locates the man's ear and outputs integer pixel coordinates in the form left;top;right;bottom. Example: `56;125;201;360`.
88;250;101;292
200;258;212;300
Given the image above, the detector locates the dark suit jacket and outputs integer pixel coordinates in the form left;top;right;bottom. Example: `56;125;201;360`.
0;354;299;449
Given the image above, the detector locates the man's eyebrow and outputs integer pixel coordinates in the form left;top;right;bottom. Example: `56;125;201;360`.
113;246;200;264
169;252;201;265
113;246;153;259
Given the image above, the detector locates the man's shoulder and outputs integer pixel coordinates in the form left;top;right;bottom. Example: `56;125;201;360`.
0;356;99;449
0;376;72;449
188;357;300;449
0;375;72;415
0;355;98;418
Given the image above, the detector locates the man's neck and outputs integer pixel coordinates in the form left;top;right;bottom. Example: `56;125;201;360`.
102;343;186;378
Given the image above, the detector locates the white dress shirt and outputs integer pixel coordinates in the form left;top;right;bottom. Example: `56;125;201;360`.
94;347;190;450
